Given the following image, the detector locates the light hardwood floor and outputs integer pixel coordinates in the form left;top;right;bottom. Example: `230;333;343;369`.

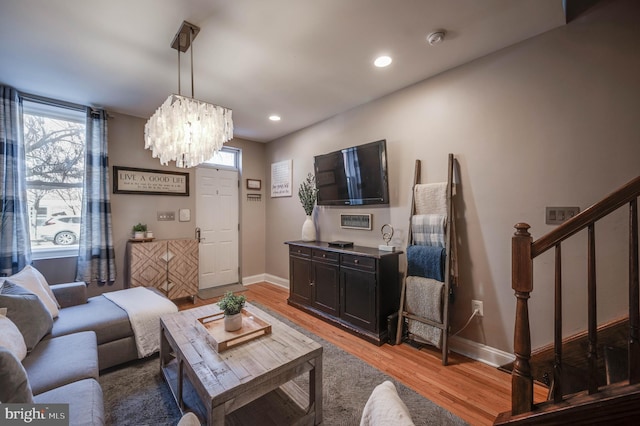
178;282;547;426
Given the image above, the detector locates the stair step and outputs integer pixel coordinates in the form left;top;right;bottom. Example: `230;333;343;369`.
604;345;628;385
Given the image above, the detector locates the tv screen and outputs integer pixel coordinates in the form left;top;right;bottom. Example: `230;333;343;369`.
314;139;389;206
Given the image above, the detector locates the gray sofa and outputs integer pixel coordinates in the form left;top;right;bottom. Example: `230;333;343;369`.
48;282;139;371
1;280;105;425
1;279;174;426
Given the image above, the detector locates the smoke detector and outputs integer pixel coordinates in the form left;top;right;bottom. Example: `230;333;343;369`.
427;31;446;46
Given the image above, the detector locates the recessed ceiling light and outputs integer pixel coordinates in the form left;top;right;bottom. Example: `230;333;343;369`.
374;56;392;68
269;115;281;121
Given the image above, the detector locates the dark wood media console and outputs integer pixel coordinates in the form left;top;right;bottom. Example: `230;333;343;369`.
285;240;402;345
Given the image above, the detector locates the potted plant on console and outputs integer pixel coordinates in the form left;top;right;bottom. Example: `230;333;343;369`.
132;223;147;239
218;291;247;332
298;172;318;242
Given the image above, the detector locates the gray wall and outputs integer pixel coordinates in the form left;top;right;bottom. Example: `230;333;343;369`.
264;0;640;352
36;112;267;298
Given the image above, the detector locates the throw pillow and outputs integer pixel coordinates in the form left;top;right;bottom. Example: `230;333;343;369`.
2;265;59;317
0;313;28;361
0;281;53;351
28;265;61;309
0;346;34;403
360;381;415;426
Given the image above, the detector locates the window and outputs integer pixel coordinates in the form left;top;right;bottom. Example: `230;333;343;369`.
204;147;239;169
23;99;86;258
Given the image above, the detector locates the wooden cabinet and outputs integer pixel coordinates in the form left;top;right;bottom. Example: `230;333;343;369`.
286;241;401;345
127;239;198;301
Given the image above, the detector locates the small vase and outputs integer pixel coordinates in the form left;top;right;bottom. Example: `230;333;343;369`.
301;215;316;242
145;231;154;239
134;231;144;239
224;313;242;332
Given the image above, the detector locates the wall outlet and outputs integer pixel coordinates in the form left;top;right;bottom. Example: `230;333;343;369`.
471;300;484;317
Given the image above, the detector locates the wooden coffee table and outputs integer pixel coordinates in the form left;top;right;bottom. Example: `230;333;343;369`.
160;302;323;425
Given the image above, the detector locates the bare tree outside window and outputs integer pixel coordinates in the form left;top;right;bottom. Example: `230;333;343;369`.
23;100;86;251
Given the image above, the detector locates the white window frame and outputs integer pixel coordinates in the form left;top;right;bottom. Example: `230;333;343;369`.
22;98;86;260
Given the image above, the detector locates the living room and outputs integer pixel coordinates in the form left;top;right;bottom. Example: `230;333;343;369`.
2;0;640;424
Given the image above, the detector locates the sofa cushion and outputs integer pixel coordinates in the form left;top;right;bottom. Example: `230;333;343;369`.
0;281;53;351
51;282;88;308
1;265;59;317
49;295;134;345
23;331;99;395
0;346;34;403
34;379;104;426
0;310;27;360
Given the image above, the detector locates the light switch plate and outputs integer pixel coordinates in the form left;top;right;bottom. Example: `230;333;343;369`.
546;206;580;225
157;211;175;221
179;208;191;222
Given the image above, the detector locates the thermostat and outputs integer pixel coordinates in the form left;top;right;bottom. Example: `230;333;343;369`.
179;208;191;222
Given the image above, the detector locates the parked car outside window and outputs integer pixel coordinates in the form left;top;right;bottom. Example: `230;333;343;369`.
39;216;81;245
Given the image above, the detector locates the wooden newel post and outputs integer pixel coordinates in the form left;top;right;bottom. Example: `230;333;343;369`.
512;223;534;415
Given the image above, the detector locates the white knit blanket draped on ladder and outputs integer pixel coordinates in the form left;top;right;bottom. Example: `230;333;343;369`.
103;287;178;358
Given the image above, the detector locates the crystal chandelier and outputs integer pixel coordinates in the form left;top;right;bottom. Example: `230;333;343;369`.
145;21;233;168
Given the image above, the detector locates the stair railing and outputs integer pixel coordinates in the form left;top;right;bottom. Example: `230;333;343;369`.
510;175;640;415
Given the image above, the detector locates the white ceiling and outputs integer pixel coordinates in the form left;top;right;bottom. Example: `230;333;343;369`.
0;0;565;142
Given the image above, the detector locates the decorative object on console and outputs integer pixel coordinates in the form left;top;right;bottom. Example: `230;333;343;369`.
298;172;318;241
217;291;246;332
144;21;233;168
340;213;372;230
379;223;396;252
132;223;147;239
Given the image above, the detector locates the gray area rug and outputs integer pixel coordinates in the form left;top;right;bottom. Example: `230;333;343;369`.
100;303;468;426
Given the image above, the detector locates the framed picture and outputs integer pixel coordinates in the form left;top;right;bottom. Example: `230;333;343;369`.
271;159;292;197
340;214;372;230
113;166;189;196
246;179;262;190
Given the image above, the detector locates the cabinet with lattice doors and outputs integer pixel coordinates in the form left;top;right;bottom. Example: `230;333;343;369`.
126;239;198;301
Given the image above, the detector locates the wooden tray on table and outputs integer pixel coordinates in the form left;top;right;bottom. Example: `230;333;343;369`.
195;308;272;352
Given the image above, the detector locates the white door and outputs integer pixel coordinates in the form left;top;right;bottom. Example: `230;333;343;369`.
196;167;239;289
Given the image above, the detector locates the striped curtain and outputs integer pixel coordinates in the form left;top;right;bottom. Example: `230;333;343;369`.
76;108;116;284
0;86;32;276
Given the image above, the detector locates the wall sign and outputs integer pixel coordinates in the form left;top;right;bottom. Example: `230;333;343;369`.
340;214;372;230
113;166;189;196
270;159;292;197
246;179;262;190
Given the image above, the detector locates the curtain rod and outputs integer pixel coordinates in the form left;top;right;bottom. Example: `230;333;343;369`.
19;91;114;118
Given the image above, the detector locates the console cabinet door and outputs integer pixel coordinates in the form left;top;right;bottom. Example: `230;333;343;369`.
289;248;312;305
311;250;340;316
340;255;377;332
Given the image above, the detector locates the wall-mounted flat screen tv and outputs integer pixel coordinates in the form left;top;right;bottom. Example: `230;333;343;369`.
314;139;389;206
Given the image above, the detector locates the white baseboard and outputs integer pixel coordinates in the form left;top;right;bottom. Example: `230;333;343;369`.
449;336;515;368
264;274;289;289
242;274;289;289
242;274;267;285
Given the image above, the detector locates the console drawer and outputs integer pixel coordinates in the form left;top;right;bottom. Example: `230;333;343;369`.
290;245;311;258
341;254;376;271
313;249;339;263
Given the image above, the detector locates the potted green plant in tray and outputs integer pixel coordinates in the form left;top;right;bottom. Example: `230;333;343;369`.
217;291;247;332
132;223;147;239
